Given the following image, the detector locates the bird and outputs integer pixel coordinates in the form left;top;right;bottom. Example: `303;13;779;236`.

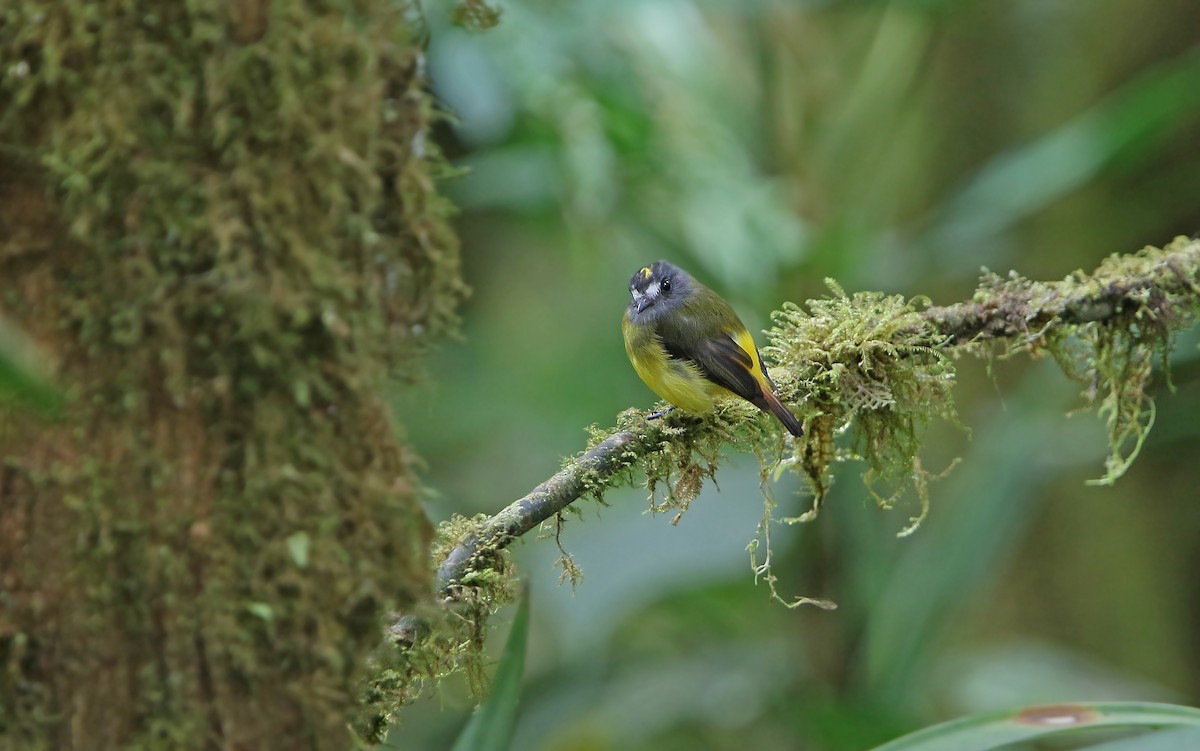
621;260;803;437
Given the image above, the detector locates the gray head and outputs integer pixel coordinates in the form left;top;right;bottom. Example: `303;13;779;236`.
627;260;693;321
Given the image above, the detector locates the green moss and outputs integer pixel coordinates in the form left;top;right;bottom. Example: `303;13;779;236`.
977;238;1200;484
765;281;960;522
451;0;503;31
356;514;517;741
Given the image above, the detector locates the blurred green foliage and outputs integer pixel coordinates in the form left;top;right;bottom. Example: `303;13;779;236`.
392;0;1200;748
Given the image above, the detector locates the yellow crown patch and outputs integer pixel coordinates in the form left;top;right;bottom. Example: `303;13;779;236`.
639;266;653;279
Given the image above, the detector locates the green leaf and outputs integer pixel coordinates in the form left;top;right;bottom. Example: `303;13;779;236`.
451;586;530;751
286;532;310;569
1087;725;1200;750
0;316;60;412
246;602;273;622
871;702;1200;751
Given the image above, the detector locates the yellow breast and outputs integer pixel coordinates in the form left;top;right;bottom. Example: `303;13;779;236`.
622;314;726;413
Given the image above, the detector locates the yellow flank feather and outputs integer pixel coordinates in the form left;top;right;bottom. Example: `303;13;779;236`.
731;325;766;386
622;314;751;412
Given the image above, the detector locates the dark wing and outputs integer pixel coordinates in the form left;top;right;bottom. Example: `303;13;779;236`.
662;334;766;406
663;330;805;437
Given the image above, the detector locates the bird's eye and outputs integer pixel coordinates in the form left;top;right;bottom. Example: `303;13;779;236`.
660;276;672;292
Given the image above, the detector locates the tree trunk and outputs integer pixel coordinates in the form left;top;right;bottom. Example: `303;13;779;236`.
0;2;463;748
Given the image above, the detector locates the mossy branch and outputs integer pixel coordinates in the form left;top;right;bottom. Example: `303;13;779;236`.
374;238;1200;731
415;238;1200;609
432;426;670;598
921;240;1200;343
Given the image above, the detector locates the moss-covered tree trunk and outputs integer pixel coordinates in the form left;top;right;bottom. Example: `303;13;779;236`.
0;2;463;748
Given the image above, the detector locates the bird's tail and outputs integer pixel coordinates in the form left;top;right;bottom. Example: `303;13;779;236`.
760;389;804;437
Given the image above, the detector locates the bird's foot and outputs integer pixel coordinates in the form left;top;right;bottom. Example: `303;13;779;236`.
647;406;675;420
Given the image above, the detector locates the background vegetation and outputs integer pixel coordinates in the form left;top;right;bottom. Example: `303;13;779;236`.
2;0;1198;749
393;0;1200;749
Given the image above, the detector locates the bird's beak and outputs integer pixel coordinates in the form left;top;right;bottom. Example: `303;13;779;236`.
632;290;649;313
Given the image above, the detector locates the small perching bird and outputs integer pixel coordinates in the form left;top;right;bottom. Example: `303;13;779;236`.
621;260;803;437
